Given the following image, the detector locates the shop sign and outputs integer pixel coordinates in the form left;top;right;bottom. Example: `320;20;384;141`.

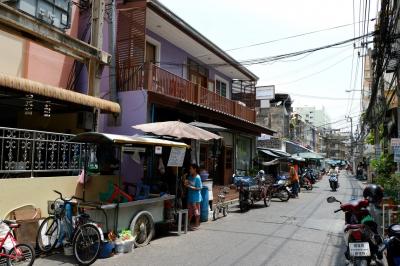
167;147;186;167
256;85;275;100
155;146;162;155
391;138;400;147
394;147;400;162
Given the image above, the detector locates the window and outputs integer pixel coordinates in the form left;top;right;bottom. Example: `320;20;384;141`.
145;36;161;65
216;80;227;97
188;59;208;87
145;42;156;63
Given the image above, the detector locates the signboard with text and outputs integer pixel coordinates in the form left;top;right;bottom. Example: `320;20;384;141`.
167;147;186;167
391;138;400;147
394;148;400;162
390;138;400;162
256;85;275;100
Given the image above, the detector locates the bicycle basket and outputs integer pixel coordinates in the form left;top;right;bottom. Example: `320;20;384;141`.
48;200;64;215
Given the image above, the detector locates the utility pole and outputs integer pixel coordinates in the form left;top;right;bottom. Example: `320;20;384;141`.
397;68;400;173
346;116;355;175
88;0;106;131
88;0;105;97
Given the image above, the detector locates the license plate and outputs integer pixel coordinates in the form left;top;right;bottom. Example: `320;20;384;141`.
349;242;370;257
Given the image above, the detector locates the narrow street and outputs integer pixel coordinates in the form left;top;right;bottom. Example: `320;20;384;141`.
37;172;364;266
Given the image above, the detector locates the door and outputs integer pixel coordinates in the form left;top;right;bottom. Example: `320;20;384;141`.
223;147;233;185
188;59;208;88
145;41;156;63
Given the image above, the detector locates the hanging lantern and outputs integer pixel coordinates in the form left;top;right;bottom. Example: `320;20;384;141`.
43;101;51;117
24;94;34;115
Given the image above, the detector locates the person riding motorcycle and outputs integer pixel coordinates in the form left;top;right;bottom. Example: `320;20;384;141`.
328;165;337;176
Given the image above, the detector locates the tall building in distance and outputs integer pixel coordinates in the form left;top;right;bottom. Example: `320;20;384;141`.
294;106;331;129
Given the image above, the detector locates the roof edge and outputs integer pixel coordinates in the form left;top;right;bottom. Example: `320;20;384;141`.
148;0;259;81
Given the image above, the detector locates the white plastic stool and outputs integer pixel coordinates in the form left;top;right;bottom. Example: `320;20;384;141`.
176;209;188;235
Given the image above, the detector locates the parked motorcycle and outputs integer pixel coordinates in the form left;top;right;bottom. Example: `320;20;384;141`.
303;168;317;184
378;224;400;266
300;173;313;190
269;177;291;202
329;173;339;191
233;173;271;212
326;185;384;266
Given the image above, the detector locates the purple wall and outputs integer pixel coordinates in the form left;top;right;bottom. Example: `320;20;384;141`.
99;90;148;135
146;30;233;97
99;90;149;186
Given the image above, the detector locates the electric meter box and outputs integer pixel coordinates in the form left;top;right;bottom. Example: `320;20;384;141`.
6;0;72;30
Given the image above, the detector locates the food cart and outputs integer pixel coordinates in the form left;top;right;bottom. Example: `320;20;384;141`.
70;132;189;247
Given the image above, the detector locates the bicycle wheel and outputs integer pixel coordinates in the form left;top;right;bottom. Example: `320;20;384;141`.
72;223;101;266
36;216;59;253
8;244;35;266
222;206;228;217
264;188;272;207
212;208;218;221
1;247;7;265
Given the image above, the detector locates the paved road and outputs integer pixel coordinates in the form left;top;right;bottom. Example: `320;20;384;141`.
36;172;364;266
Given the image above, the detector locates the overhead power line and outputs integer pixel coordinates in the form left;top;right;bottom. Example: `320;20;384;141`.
288;93;360;100
197;19;375;55
221;32;375;66
159;32;375;68
276;54;353;86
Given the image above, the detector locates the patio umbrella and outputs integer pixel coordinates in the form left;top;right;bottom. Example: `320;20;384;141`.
297;152;324;160
132;121;222;141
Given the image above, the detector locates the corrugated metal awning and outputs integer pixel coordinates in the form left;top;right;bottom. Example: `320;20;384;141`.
0;73;121;113
259;149;280;158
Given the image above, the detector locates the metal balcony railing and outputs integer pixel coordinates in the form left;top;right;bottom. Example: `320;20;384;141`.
117;63;256;122
0;127;86;177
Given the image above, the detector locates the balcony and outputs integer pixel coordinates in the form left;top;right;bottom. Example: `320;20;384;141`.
117;63;256;122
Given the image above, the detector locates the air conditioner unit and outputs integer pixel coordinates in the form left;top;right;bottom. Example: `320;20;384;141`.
5;0;72;30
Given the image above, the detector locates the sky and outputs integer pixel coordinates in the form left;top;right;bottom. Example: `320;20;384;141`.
159;0;379;133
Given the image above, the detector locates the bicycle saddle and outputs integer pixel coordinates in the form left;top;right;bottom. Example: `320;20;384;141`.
2;220;19;228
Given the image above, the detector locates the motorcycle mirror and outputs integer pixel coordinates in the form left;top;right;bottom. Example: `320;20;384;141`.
326;196;337;203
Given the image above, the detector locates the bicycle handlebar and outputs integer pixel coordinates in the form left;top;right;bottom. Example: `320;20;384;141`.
53;190;83;202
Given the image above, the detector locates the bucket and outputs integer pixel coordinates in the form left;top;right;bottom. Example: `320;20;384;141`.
200;186;209;222
99;241;114;259
122;240;134;253
115;241;125;254
63;245;73;256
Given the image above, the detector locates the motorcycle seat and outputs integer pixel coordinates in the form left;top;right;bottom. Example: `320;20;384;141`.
345;224;364;231
341;199;369;212
388;224;400;238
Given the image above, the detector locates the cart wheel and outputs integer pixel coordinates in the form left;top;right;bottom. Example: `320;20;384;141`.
130;211;155;248
223;206;228;217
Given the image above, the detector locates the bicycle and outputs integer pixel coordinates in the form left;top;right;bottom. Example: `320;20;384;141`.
213;187;230;220
36;190;103;265
0;219;35;266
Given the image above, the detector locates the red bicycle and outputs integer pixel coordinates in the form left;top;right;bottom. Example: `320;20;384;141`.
0;219;35;266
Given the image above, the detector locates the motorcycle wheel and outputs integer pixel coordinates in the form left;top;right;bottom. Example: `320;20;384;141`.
279;189;290;202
